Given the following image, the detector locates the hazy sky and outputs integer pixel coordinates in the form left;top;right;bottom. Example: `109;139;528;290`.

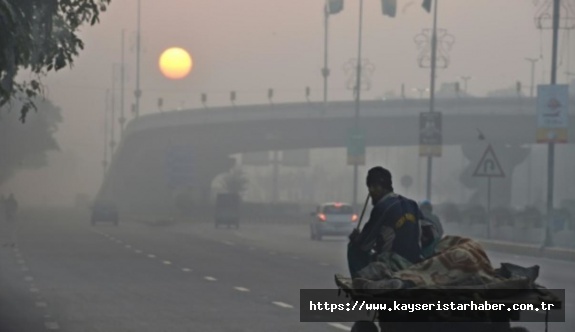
6;0;575;205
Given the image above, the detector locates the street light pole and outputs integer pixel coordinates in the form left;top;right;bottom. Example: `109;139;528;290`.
525;57;538;98
103;90;109;177
524;58;538;207
134;0;142;118
543;0;561;248
352;0;365;209
425;0;439;201
322;3;330;114
120;29;126;137
111;66;117;154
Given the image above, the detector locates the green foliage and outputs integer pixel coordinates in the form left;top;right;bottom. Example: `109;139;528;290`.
0;96;62;185
220;168;249;195
0;0;111;122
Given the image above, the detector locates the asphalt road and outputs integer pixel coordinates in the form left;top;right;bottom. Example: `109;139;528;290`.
1;209;573;332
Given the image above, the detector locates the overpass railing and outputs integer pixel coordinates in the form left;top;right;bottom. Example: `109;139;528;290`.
123;96;575;137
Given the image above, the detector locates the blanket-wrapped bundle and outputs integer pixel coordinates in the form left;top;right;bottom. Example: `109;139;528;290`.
339;236;539;291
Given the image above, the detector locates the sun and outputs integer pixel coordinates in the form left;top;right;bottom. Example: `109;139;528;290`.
159;47;193;80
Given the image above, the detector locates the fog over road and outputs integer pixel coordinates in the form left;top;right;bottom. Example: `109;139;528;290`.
1;210;573;332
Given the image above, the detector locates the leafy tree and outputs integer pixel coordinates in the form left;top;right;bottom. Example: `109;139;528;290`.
0;97;62;185
0;0;111;122
220;167;249;195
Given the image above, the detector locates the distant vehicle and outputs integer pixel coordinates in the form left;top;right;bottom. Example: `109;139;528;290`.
91;201;119;226
310;202;358;241
215;193;240;229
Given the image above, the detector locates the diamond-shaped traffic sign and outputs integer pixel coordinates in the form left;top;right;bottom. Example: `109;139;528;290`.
473;144;505;178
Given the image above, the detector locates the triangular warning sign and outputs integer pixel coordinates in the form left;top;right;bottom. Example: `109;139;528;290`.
473;144;505;178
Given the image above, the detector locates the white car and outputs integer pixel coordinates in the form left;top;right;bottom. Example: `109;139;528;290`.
310;202;358;241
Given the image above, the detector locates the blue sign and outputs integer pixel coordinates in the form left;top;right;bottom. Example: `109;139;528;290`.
165;146;196;188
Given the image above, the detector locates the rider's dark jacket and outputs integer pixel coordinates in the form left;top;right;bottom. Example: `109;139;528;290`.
354;192;424;264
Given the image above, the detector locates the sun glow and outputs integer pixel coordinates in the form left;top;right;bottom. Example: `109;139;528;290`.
159;47;193;80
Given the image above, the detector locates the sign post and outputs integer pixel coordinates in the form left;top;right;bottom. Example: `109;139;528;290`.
419;112;442;157
419;112;442;201
536;84;569;247
347;128;366;166
473;144;505;239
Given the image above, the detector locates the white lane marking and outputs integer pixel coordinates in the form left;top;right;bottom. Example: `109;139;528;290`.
234;286;250;292
124;244;132;249
116;240;123;244
134;249;143;254
204;276;217;281
272;301;293;309
181;268;192;272
29;287;40;293
44;321;60;330
35;302;47;307
162;260;172;265
222;241;235;246
147;254;156;259
327;323;352;331
17;260;25;265
24;276;34;282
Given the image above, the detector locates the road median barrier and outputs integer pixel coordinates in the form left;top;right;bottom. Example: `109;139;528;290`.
478;239;575;261
126;214;177;227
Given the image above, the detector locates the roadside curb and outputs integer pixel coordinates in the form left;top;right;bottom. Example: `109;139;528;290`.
479;239;575;261
126;215;177;227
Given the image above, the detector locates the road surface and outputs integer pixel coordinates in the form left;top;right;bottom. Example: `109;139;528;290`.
1;209;572;332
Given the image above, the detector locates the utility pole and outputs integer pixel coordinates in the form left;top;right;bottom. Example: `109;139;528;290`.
322;0;343;114
425;0;439;201
525;57;539;98
543;0;561;248
352;0;365;209
525;57;538;207
103;90;109;177
110;66;117;155
120;29;126;137
322;2;330;115
134;0;142;118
